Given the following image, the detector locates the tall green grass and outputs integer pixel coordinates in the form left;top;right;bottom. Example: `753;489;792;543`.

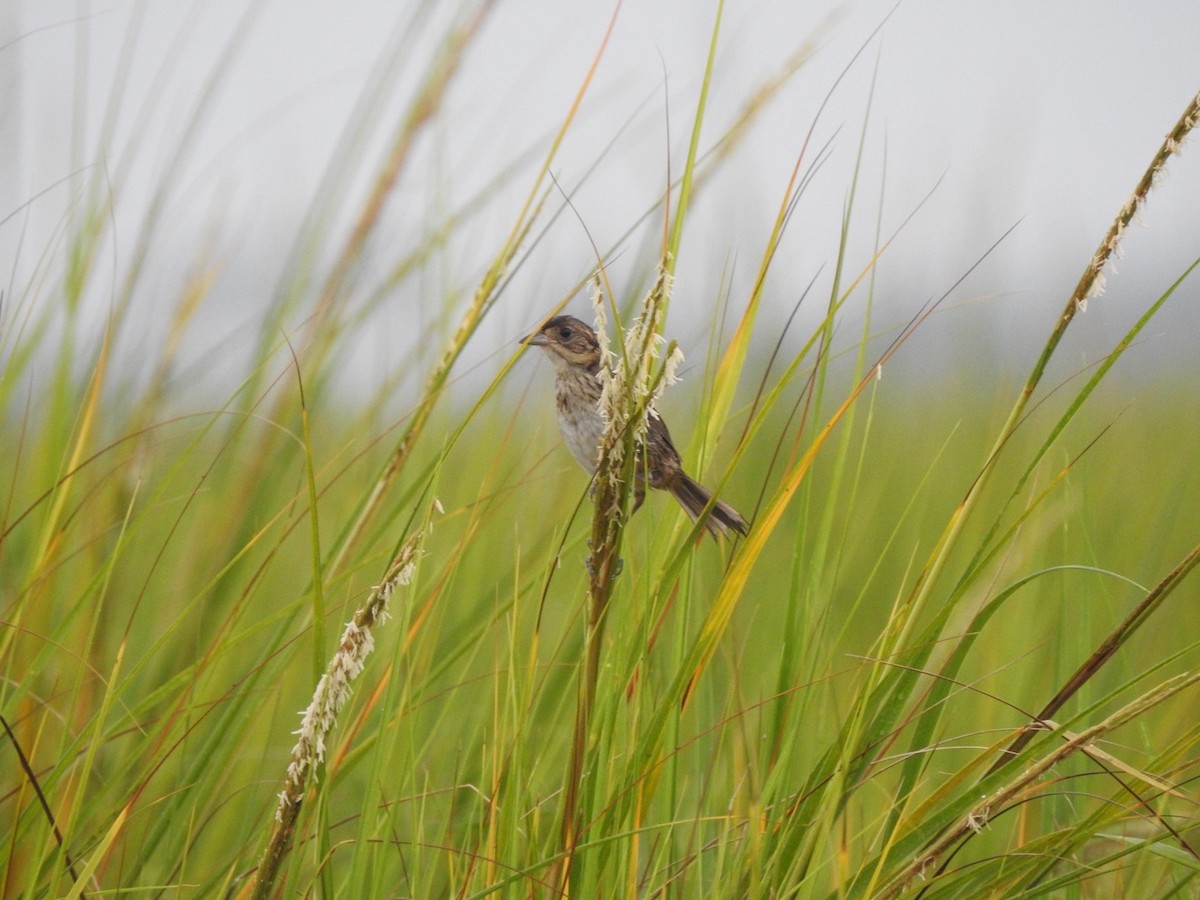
2;5;1199;898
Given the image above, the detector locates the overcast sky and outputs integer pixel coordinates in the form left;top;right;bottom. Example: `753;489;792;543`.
3;1;1198;397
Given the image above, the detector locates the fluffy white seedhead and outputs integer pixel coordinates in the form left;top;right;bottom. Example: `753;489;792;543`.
663;344;685;387
592;279;625;482
591;260;682;499
591;277;616;380
1075;91;1200;314
272;533;423;822
634;264;680;428
585;260;679;525
1185;98;1200;133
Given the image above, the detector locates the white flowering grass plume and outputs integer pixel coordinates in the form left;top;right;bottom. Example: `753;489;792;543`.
1074;89;1199;312
247;534;422;900
591;261;684;537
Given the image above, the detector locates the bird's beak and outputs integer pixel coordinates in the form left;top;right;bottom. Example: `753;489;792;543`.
520;330;548;347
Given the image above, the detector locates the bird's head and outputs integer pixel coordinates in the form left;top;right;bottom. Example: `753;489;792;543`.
520;315;601;372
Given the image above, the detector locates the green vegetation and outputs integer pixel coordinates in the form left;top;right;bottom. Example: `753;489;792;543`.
2;5;1198;897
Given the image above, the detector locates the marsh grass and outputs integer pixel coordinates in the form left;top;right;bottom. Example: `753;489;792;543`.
2;5;1199;898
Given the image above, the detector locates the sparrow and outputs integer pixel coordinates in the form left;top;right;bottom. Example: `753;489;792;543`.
521;314;748;538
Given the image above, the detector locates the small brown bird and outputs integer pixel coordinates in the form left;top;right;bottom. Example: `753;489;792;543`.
521;314;748;538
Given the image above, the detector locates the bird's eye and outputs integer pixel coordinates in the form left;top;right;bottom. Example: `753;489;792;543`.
557;326;573;340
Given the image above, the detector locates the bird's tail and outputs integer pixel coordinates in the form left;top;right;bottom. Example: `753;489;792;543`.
670;473;749;538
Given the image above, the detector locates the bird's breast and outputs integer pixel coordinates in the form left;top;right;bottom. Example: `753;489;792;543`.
555;375;606;472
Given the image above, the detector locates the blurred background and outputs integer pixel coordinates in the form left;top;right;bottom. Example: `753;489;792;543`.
2;0;1199;405
2;7;1198;892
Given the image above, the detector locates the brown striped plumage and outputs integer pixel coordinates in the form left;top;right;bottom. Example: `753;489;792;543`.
521;315;748;538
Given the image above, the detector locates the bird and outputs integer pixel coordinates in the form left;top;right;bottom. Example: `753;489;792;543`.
521;314;749;538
